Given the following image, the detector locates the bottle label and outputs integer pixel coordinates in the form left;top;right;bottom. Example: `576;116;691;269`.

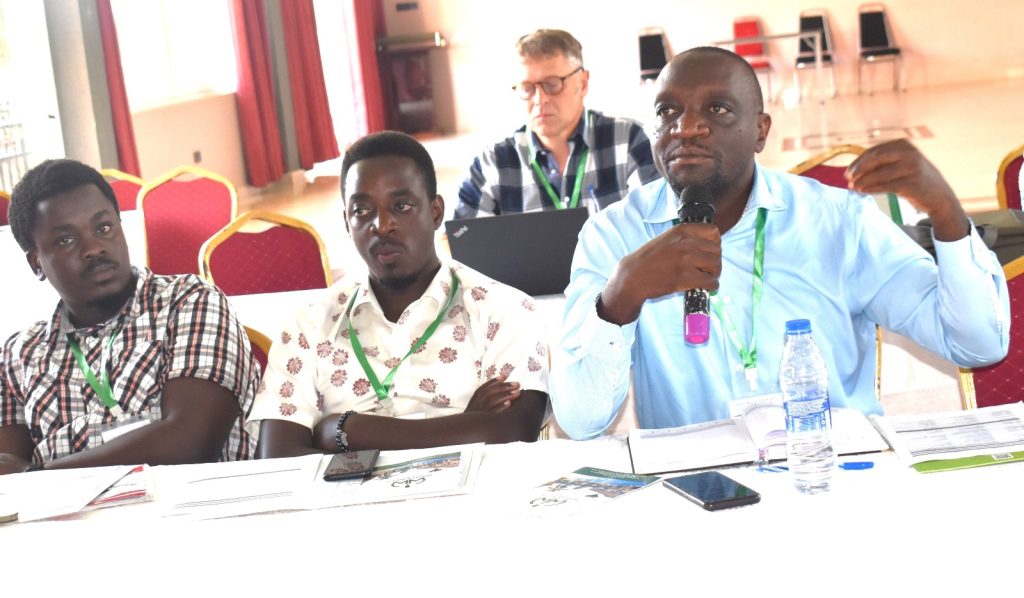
784;388;832;434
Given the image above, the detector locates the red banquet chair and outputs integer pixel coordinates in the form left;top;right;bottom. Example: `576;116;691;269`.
959;255;1024;409
732;16;774;103
0;190;9;226
996;143;1023;210
101;168;144;211
199;210;332;296
789;144;865;189
139;166;237;276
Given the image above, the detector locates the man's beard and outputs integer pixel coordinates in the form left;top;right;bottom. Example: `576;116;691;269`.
376;271;420;291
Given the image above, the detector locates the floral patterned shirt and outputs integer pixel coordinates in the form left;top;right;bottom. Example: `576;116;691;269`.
246;261;549;434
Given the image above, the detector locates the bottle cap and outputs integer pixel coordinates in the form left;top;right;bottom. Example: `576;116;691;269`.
785;319;812;334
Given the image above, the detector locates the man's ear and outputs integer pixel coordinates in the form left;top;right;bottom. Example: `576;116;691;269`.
431;194;445;230
754;112;772;153
26;251;44;281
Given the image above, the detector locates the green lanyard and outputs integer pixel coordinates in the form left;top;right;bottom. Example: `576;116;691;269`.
67;330;123;417
345;271;460;403
530;147;589;210
709;207;767;392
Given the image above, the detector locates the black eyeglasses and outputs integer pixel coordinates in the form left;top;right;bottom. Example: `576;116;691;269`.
512;66;584;100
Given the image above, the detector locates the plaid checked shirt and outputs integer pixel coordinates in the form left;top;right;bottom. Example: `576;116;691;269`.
455;109;660;217
0;268;259;463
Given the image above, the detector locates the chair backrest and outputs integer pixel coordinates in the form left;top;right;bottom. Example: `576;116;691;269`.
245;326;272;375
199;210;332;296
859;4;895;52
798;11;832;55
788;144;866;189
139;165;237;276
996;144;1024;210
733;17;766;59
101;169;144;211
0;190;9;227
959;255;1024;409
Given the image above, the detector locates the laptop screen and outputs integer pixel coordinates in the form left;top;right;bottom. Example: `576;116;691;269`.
444;208;589;297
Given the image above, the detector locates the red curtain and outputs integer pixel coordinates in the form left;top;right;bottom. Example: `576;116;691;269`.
280;0;340;169
96;0;141;176
351;0;391;133
229;0;285;187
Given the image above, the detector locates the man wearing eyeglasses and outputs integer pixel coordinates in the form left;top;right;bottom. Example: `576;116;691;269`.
454;29;659;218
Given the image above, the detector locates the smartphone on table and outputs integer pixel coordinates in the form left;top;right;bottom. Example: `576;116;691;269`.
662;471;761;511
323;449;380;482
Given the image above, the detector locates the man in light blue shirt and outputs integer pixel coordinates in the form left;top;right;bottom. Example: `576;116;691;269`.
550;47;1010;439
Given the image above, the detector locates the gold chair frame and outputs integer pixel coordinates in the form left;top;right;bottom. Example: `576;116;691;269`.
198;210;332;288
995;143;1024;210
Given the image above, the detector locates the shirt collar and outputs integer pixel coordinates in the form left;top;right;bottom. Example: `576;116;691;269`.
642;163;785;225
527;108;590;161
349;261;455;317
48;266;146;340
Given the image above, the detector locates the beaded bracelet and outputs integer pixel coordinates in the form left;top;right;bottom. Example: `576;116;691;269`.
335;410;356;452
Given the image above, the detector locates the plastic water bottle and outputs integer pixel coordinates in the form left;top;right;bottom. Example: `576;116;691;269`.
779;319;835;494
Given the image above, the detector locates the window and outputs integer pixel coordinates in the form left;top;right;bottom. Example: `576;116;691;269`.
111;0;238;110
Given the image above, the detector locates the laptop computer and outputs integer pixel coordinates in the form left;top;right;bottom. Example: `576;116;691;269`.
444;208;589;296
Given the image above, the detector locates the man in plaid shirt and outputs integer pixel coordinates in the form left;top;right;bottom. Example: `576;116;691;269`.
454;29;660;218
0;160;259;475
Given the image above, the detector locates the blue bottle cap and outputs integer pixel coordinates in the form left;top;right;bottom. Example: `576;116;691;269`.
785;319;812;334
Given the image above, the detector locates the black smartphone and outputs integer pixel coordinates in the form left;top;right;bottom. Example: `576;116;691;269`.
323;449;380;481
662;471;761;511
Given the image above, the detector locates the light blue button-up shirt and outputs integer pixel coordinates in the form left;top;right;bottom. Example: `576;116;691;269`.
550;166;1010;439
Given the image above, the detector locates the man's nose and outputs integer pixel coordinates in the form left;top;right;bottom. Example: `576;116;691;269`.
666;110;709;138
81;234;107;259
372;211;397;233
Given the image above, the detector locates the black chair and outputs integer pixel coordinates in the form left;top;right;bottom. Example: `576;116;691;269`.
858;3;902;94
794;10;836;100
639;28;670;82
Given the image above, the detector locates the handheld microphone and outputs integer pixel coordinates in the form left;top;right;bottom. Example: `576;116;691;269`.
677;185;716;345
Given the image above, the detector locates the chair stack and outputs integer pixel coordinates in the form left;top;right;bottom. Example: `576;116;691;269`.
732;17;774;103
858;3;902;94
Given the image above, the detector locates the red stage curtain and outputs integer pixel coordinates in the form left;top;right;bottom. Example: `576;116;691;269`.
351;0;391;133
229;0;285;187
279;0;340;169
96;0;141;176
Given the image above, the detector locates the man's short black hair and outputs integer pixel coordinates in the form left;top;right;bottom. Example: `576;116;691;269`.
340;131;437;199
675;46;765;113
9;159;120;251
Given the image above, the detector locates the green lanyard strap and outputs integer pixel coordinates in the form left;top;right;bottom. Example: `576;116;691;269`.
345;271;461;403
709;207;767;377
67;330;122;416
530;147;589;210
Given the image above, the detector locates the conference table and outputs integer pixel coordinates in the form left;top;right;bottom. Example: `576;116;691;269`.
0;437;1018;595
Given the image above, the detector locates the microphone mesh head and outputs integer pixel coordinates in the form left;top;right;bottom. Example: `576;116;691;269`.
680;184;713;206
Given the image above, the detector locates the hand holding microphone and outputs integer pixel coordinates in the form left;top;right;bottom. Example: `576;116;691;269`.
677;185;716;344
596;186;721;327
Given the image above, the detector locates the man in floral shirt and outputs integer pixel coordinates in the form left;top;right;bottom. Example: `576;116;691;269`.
247;132;549;456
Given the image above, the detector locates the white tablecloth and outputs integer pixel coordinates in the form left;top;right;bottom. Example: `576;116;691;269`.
0;439;1018;596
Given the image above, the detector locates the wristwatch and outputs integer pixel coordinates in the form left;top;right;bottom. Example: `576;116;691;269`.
335;410;356;452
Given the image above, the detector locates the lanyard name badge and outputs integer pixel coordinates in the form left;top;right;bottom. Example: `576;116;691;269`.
527;113;590;211
709;207;767;394
674;206;767;393
67;328;153;442
345;271;460;412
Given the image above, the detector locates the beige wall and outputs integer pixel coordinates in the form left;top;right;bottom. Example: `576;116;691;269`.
131;93;246;187
383;0;1024;134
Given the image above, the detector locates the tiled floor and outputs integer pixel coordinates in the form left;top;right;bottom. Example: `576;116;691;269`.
239;77;1024;422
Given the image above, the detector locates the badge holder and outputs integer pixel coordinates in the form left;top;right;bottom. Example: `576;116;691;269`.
99;408;155;444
